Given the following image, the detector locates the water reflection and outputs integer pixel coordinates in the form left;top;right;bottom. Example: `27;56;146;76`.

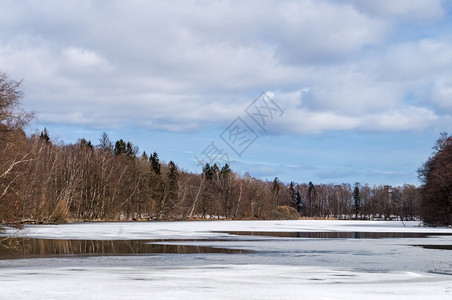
216;231;452;239
2;231;451;259
413;245;452;250
0;238;249;259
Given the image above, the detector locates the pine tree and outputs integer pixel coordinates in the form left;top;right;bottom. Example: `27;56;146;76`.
353;185;361;219
40;127;50;143
290;182;302;215
149;152;161;175
149;152;163;217
307;181;315;217
114;139;127;156
159;161;179;218
272;177;281;208
114;139;137;157
220;164;233;218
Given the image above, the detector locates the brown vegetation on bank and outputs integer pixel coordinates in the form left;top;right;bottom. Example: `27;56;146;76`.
418;133;452;226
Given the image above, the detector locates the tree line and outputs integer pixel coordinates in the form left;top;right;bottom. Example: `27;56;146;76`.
0;71;450;226
0;128;422;224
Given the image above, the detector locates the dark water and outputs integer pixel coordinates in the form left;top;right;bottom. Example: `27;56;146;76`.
413;244;452;250
2;230;451;259
216;231;452;239
0;238;250;259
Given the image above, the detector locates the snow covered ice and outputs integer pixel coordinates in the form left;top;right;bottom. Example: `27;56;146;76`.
1;220;451;299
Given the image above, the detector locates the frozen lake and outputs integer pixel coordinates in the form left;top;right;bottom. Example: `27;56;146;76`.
1;220;451;299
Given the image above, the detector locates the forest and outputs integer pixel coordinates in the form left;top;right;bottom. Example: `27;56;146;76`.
1;72;450;226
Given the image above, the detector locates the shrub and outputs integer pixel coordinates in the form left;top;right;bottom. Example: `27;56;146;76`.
270;206;300;220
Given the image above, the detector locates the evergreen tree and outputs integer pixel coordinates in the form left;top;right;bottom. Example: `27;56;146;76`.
126;141;137;157
203;163;219;181
272;177;281;208
149;152;161;175
353;185;361;218
141;151;148;160
220;164;233;218
80;138;93;149
290;182;302;215
159;161;179;218
149;152;163;217
40;127;50;143
114;139;137;157
307;181;315;217
114;139;127;156
199;163;221;218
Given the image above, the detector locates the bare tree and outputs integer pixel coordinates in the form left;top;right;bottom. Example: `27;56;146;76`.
418;132;452;226
0;72;34;224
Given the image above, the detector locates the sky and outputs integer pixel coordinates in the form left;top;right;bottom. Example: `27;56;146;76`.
1;0;452;186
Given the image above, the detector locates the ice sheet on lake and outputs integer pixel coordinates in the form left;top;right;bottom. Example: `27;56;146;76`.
1;220;451;299
1;264;451;299
2;220;451;240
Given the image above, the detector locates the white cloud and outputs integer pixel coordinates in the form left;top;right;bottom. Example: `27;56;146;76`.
300;68;402;115
270;90;437;133
273;0;388;64
379;39;452;81
61;47;111;73
0;0;450;134
359;106;437;131
431;79;452;113
342;0;445;21
273;105;437;134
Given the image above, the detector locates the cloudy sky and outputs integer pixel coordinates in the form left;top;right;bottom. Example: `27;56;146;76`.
1;0;452;185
